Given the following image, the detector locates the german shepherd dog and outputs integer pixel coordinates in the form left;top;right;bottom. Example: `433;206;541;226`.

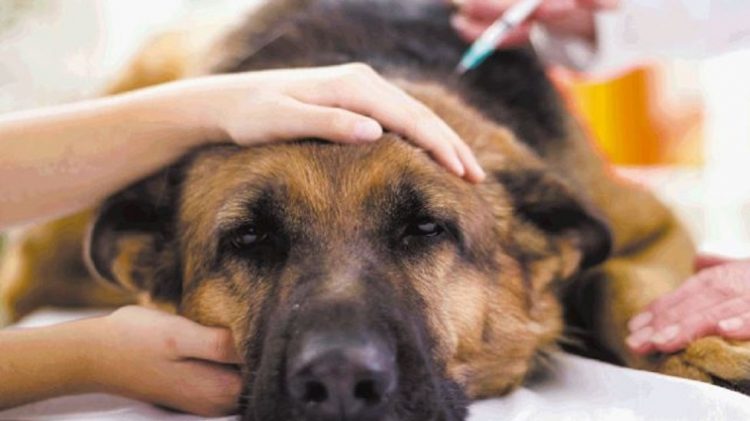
5;1;750;420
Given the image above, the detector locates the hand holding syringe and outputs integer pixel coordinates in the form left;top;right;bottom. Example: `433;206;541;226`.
453;0;619;71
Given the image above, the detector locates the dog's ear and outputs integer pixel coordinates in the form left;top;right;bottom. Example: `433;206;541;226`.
494;168;612;272
85;166;185;305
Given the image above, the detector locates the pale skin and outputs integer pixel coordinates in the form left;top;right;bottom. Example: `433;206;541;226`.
0;307;243;416
454;0;750;357
451;0;620;48
0;63;485;230
0;63;484;415
626;257;750;355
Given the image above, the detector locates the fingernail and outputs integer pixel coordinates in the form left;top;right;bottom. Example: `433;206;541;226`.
474;164;486;180
626;326;654;349
465;157;485;181
628;312;653;332
652;325;680;345
453;159;466;177
719;317;744;331
354;120;382;141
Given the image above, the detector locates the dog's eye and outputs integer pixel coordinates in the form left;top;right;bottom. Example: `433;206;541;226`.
230;226;268;249
403;218;445;239
415;220;443;237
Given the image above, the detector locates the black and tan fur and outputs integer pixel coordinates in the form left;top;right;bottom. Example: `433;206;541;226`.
3;1;750;420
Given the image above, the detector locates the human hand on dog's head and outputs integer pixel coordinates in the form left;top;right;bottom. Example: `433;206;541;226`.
627;257;750;355
166;63;485;183
451;0;619;47
91;306;242;416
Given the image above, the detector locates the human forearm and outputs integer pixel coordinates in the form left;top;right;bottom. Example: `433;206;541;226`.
0;85;211;229
0;318;99;409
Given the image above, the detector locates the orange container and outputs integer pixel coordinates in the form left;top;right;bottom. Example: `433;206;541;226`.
553;66;704;166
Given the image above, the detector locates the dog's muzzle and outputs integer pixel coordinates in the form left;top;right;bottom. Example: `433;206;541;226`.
286;329;397;421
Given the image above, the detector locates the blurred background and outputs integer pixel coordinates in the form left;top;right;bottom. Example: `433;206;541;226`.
1;0;749;257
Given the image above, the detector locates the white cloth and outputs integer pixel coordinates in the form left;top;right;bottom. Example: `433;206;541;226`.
531;0;750;76
2;309;750;420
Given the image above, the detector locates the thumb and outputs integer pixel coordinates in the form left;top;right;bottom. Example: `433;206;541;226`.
172;320;242;364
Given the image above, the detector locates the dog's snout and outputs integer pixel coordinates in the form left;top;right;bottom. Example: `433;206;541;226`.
287;332;397;420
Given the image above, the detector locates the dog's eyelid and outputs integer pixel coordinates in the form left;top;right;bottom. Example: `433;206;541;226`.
215;200;283;238
215;184;284;230
215;218;255;243
229;226;270;250
398;213;462;245
219;220;274;242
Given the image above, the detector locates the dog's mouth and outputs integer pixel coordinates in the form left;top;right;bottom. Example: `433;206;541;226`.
239;300;469;421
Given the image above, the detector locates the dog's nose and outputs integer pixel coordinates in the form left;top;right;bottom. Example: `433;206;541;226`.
287;332;397;420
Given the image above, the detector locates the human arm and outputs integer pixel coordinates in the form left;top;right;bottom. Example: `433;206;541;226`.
0;63;484;229
0;306;242;416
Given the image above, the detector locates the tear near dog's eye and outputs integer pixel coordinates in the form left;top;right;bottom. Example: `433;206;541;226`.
230;226;268;249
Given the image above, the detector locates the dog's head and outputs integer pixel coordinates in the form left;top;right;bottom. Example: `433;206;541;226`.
85;84;610;421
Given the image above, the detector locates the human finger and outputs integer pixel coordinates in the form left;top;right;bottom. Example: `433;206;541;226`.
629;294;750;354
717;311;750;339
695;254;734;271
457;0;514;22
451;13;533;46
172;322;242;364
272;101;384;144
294;64;485;181
160;361;242;416
628;273;713;332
